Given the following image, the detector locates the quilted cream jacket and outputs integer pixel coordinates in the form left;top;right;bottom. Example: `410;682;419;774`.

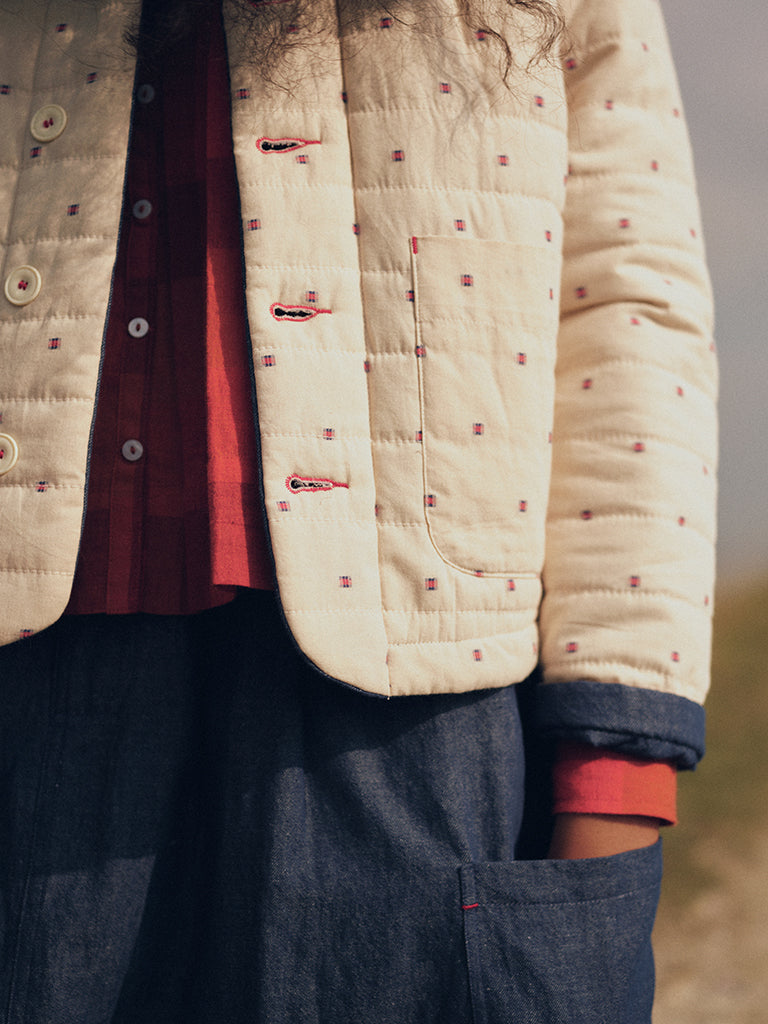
0;0;716;765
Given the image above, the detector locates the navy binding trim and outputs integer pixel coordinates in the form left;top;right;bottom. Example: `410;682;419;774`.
535;680;706;770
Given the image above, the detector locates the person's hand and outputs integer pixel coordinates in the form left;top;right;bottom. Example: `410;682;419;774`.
547;812;661;860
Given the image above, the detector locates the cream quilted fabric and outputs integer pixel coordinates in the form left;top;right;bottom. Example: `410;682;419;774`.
0;0;716;712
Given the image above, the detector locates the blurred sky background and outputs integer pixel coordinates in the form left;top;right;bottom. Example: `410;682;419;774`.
662;0;767;585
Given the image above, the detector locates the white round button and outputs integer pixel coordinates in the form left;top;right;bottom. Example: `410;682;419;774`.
4;265;42;306
127;317;149;338
137;84;156;104
0;433;19;476
121;439;144;462
30;104;68;142
132;199;152;220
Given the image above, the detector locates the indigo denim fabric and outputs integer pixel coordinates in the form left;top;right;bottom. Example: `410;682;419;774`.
536;679;705;769
0;591;660;1023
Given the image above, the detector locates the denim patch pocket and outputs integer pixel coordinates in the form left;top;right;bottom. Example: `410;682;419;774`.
459;841;662;1024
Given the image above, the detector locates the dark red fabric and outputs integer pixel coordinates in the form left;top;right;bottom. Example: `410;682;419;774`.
553;743;678;825
66;4;271;616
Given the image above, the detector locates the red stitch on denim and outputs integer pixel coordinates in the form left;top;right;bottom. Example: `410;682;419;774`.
286;474;349;493
462;903;480;910
270;302;332;322
256;136;321;154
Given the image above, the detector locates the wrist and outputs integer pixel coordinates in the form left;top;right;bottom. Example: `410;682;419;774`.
547;812;661;860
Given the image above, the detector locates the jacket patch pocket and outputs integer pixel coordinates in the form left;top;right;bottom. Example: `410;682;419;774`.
411;236;560;577
460;842;662;1024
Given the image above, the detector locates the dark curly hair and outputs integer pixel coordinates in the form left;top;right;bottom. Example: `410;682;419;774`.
128;0;564;82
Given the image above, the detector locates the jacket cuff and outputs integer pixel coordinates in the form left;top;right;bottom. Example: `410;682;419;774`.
536;680;705;770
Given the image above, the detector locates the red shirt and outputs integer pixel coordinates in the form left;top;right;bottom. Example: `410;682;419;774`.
66;2;271;616
65;2;676;823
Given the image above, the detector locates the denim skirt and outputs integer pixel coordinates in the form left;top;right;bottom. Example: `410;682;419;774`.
0;590;660;1023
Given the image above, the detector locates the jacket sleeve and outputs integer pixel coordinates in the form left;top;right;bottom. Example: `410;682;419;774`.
537;0;717;769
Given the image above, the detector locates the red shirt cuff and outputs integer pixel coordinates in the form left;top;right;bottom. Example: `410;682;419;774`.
552;742;678;825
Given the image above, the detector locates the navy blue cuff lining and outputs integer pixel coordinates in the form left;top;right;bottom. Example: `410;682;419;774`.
535;680;705;770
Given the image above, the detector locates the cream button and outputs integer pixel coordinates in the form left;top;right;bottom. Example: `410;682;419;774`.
30;103;68;142
137;84;155;104
132;199;152;220
0;433;19;476
127;317;149;338
4;265;42;306
121;439;144;462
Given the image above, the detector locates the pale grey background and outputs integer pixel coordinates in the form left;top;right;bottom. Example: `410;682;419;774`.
662;0;767;585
